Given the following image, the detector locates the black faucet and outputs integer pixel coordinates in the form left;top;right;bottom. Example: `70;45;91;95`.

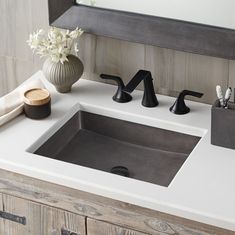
100;70;158;107
123;70;158;107
170;90;204;114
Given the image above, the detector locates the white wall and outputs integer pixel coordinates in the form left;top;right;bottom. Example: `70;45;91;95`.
78;0;235;29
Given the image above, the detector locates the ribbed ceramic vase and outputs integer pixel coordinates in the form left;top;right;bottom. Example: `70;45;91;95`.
42;54;84;93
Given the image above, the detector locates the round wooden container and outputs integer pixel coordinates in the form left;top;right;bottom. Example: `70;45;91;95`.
23;88;51;119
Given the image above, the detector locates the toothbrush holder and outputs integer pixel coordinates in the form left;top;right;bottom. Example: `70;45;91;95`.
211;100;235;149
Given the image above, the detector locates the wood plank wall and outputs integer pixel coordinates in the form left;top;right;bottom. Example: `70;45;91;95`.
0;0;49;96
1;0;235;104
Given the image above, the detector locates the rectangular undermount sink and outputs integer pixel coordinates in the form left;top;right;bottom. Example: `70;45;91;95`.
33;110;201;187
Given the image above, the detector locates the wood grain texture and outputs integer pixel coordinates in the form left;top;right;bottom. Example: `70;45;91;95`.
31;0;49;30
0;169;233;235
0;56;35;97
145;45;229;103
0;0;49;97
0;0;33;60
145;46;188;97
87;218;148;235
185;53;229;103
0;57;14;97
0;194;86;235
94;36;145;89
87;218;223;235
78;33;99;82
78;34;229;104
30;0;50;73
15;59;36;86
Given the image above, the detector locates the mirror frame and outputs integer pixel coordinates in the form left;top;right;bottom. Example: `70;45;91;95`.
48;0;235;60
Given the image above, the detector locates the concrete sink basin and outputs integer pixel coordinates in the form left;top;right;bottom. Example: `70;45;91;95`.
33;108;200;187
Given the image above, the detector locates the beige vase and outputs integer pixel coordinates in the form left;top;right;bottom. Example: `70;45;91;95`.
42;54;84;93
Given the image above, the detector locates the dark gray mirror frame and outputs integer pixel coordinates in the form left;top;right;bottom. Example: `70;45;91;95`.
48;0;235;60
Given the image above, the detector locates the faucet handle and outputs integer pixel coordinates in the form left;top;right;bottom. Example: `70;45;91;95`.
100;74;132;103
170;90;204;115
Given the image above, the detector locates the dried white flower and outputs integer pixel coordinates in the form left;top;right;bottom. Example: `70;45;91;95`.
27;27;84;64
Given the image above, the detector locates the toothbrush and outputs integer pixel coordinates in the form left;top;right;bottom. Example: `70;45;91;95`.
224;87;232;108
216;85;224;107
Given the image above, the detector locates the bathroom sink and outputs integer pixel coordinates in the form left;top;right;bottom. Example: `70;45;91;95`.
34;110;200;187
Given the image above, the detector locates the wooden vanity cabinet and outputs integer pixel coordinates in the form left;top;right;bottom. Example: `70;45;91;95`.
0;193;147;235
0;194;86;235
0;170;233;235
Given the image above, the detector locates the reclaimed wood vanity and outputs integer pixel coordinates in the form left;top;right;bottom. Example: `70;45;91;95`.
0;169;233;235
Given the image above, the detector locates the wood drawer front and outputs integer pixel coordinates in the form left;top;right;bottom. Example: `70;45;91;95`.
86;218;230;235
0;194;86;235
87;218;149;235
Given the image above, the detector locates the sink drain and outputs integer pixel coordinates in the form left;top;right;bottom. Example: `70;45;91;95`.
110;166;129;177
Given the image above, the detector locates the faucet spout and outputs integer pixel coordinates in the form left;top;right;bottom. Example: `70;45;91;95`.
124;70;158;107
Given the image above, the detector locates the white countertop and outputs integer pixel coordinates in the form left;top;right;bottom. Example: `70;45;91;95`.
0;71;235;231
